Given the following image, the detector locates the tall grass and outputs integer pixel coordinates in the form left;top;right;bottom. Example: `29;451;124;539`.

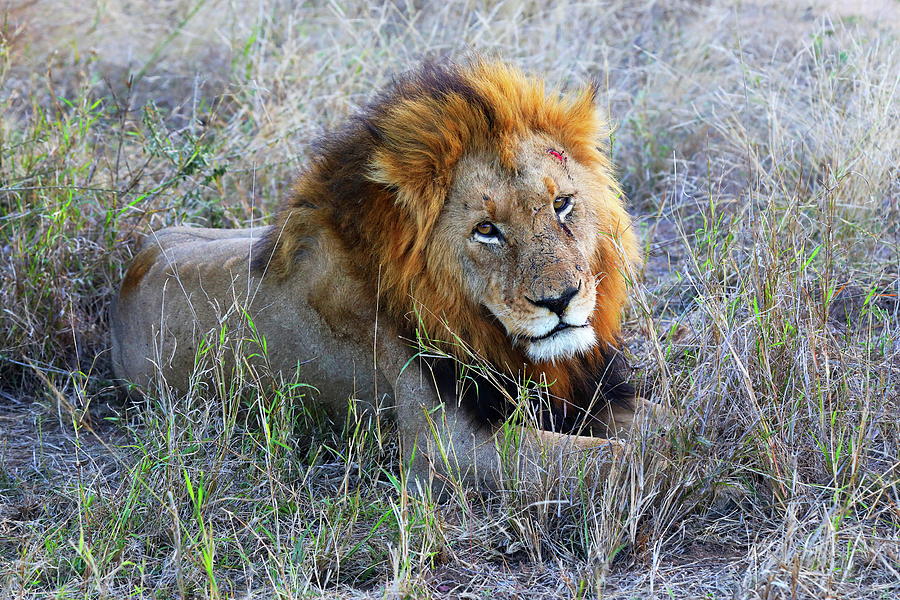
1;1;897;598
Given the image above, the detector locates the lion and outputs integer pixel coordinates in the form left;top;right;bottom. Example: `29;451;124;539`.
111;60;658;489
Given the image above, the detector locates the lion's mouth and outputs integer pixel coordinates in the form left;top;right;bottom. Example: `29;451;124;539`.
527;321;589;342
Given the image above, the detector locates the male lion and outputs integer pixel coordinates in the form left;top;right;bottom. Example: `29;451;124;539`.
112;60;656;489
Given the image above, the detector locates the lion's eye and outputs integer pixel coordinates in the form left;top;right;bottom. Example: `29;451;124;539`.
553;195;574;220
473;221;502;244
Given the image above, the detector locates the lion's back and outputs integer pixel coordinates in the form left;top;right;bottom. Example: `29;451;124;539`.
110;225;381;410
110;226;269;388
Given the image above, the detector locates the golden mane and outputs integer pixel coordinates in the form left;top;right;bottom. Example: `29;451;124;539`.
254;60;640;424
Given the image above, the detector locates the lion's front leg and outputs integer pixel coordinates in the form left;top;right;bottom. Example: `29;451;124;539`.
391;363;502;494
388;360;633;494
597;396;673;438
376;333;648;494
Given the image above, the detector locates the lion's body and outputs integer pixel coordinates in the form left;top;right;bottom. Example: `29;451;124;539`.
111;226;384;413
112;61;649;487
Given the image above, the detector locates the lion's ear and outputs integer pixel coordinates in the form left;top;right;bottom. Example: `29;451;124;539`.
369;150;446;232
584;78;600;106
365;91;488;233
556;80;612;166
368;140;448;234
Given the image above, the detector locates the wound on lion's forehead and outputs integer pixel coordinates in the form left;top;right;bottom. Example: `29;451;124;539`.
547;148;566;163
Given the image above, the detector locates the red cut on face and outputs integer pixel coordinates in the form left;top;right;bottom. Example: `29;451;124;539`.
547;148;566;162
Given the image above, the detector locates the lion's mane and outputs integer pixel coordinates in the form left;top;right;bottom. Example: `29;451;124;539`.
253;60;640;431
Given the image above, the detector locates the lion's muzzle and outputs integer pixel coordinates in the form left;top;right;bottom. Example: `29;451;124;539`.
485;274;598;363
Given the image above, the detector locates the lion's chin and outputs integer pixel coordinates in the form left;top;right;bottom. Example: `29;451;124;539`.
524;326;597;363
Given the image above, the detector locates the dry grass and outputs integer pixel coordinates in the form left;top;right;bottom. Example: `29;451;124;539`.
1;0;898;598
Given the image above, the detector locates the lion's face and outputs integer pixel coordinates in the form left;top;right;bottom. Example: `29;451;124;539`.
437;133;613;363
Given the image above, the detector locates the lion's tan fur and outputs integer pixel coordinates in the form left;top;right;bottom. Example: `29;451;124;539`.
111;61;649;487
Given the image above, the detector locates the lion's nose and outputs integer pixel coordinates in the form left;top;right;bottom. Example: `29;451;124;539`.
528;284;580;317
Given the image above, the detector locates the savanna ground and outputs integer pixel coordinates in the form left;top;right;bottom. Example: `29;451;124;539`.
1;0;898;598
